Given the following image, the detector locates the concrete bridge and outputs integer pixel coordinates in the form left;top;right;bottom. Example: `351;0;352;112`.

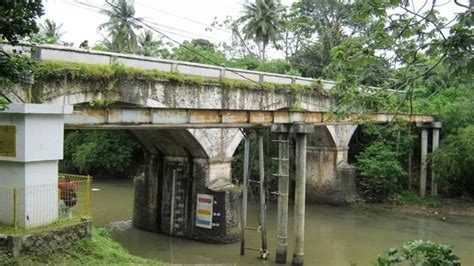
2;45;437;260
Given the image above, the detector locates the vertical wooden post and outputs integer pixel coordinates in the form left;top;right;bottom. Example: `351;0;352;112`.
420;129;428;197
292;133;307;266
240;134;250;255
258;132;268;259
276;133;289;264
431;128;440;196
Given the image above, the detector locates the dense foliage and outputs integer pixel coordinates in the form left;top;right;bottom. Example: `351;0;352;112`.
61;130;142;178
356;142;406;202
0;0;44;45
374;240;460;266
431;126;474;196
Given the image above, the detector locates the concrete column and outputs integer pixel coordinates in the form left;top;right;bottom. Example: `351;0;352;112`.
292;133;307;266
240;135;250;255
258;132;268;259
420;129;428;197
276;133;289;264
431;128;440;196
0;104;72;228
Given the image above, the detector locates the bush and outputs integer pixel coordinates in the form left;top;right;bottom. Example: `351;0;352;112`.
373;240;460;266
431;125;474;196
391;191;440;207
356;142;406;202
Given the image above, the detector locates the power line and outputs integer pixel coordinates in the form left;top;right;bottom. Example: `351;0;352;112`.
135;1;233;33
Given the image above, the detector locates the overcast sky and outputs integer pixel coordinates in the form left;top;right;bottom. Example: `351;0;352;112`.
41;0;468;58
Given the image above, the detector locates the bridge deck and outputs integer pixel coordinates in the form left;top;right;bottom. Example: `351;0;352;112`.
66;106;434;129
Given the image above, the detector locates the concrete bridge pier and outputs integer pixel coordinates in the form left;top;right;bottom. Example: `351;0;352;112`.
306;125;357;205
131;128;241;243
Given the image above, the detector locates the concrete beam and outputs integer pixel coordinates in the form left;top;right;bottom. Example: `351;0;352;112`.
65;106;435;129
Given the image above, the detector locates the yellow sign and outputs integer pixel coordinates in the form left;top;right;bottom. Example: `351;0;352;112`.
0;125;16;157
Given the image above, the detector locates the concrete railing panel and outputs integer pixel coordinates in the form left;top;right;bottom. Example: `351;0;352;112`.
263;74;293;84
224;70;261;82
176;64;221;78
38;48;111;65
115;57;172;71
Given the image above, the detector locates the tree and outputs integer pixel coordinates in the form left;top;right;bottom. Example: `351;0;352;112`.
137;30;169;58
327;0;473;116
1;0;43;109
0;0;44;45
288;0;357;77
98;0;143;53
171;39;226;64
235;0;285;60
31;19;64;44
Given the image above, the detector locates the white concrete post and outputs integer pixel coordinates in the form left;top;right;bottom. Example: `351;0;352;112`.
0;104;72;228
292;133;307;266
420;129;428;197
431;128;440;196
275;133;289;263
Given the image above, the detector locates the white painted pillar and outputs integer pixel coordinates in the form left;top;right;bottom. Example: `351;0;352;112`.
431;128;440;196
0;104;72;228
420;129;428;197
292;133;307;266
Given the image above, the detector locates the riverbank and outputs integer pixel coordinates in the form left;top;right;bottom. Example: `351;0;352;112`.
353;198;474;218
0;228;165;265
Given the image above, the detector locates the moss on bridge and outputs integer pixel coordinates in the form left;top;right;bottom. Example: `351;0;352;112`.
33;60;327;95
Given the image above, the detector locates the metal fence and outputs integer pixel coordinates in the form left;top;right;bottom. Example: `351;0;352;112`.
0;173;91;235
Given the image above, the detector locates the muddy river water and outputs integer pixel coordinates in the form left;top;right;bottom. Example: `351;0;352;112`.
90;179;474;265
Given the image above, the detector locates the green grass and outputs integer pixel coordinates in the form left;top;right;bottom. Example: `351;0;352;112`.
0;228;165;265
33;60;328;95
0;217;86;235
391;191;441;207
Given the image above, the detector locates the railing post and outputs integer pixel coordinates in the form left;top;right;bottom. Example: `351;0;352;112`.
86;175;91;217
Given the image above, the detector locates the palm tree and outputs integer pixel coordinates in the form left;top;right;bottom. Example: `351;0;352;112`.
98;0;143;53
137;30;164;57
236;0;284;60
32;19;64;44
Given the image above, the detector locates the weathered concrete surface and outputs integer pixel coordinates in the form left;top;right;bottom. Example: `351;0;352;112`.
0;221;91;257
132;151;240;243
306;125;357;204
17;78;334;112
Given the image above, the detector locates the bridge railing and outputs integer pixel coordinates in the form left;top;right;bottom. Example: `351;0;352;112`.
0;173;91;235
2;43;336;90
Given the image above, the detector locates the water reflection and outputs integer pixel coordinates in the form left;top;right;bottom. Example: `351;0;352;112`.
91;179;474;265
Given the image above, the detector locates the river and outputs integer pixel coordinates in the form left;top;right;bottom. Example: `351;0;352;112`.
90;179;474;265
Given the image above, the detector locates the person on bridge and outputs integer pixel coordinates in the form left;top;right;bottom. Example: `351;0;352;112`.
58;177;77;218
79;40;89;50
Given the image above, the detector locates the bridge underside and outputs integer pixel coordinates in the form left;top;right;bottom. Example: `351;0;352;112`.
65;106;434;241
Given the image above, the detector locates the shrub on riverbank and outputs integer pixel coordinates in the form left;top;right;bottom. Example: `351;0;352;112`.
0;228;164;265
374;240;460;266
391;191;441;207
